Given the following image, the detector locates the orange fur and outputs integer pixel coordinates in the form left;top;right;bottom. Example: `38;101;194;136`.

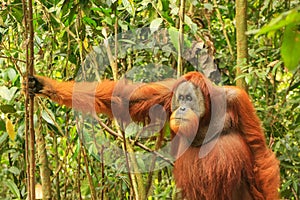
224;86;280;199
34;75;173;120
31;72;280;199
35;75;117;116
173;72;280;199
174;133;255;200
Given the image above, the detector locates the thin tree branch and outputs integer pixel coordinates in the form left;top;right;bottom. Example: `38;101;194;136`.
177;0;186;77
102;27;118;80
36;118;52;199
28;0;36;198
22;0;36;198
94;115;174;166
21;0;31;196
81;141;97;200
213;0;234;57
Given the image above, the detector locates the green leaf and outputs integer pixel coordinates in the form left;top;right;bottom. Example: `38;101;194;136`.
170;6;179;15
82;17;97;27
11;7;23;23
88;143;98;155
0;132;8;144
168;27;180;52
119;39;136;45
168;27;192;53
6;179;20;199
293;179;298;192
90;7;102;12
41;110;55;125
118;20;128;31
150;18;163;34
281;179;292;191
281;25;300;70
8;166;21;175
0;104;16;113
257;8;300;35
125;122;140;138
6;68;17;82
184;15;198;34
122;0;134;15
0;86;18;101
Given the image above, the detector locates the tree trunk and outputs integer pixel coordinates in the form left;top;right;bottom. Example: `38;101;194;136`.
236;0;248;90
36;127;52;199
